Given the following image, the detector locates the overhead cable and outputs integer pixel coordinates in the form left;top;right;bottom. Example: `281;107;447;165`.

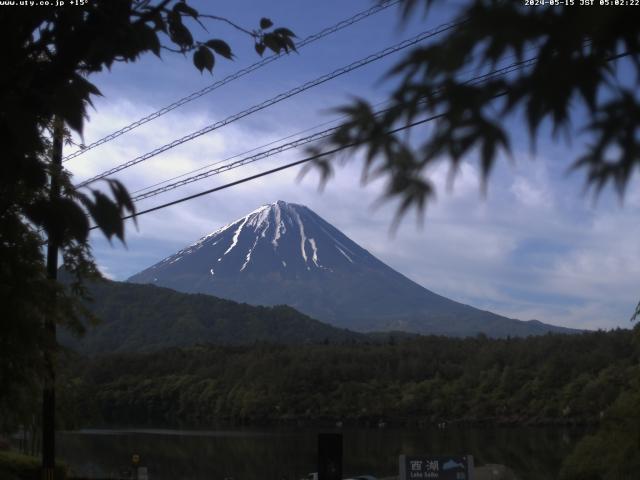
90;111;447;229
131;125;341;202
62;0;402;162
76;20;462;188
130;56;539;203
129;114;348;197
130;53;539;198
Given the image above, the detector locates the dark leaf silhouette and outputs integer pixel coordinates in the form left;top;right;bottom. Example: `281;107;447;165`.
310;1;640;222
260;17;273;29
193;45;214;73
173;1;198;19
205;39;233;59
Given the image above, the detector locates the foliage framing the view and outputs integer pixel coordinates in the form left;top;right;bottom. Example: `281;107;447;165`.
0;0;295;429
312;1;640;220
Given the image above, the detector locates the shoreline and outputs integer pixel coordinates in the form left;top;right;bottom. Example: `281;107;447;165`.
59;417;599;433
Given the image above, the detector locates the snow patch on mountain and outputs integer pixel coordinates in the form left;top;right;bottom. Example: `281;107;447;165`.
241;236;259;272
223;216;249;256
272;202;285;248
291;207;309;264
336;246;353;263
309;238;320;267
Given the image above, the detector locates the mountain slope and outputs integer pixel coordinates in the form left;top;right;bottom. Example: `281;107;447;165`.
61;280;363;354
128;201;577;337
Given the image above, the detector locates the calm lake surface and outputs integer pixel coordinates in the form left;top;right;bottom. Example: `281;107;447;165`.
57;427;586;480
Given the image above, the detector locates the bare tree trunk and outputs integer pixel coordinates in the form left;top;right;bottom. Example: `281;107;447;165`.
42;118;63;479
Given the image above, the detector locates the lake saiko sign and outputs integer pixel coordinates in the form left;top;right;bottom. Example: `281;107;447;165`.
399;455;474;480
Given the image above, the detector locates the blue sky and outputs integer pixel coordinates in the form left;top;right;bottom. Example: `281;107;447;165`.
64;0;640;330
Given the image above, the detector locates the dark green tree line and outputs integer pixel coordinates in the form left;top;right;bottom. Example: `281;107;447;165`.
58;328;639;427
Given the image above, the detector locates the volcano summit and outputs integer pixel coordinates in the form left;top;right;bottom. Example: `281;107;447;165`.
128;201;575;337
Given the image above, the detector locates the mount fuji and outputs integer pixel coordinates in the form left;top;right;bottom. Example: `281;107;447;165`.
128;201;575;337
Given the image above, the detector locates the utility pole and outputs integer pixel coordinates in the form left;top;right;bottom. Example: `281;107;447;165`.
42;118;63;480
318;433;342;480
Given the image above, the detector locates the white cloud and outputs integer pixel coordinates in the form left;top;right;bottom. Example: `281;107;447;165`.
507;157;553;208
97;264;115;280
544;212;640;303
72;95;640;331
510;176;551;208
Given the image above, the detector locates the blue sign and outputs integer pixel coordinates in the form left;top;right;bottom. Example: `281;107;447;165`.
399;455;474;480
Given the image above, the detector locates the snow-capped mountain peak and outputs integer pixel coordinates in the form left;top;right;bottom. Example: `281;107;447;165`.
137;201;374;282
128;201;576;337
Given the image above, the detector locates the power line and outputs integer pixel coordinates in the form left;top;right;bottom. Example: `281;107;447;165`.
84;44;621;229
131;125;340;202
75;21;461;188
130;51;538;199
130;56;539;203
90;111;446;230
62;0;401;163
129;113;348;197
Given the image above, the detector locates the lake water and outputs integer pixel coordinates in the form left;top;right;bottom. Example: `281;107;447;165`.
57;427;586;480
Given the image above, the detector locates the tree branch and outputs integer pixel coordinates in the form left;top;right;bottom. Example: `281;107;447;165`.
132;0;172;26
161;44;190;54
196;14;256;38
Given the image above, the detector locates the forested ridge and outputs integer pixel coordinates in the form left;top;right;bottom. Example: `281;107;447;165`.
59;280;363;353
62;279;575;356
58;327;639;428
